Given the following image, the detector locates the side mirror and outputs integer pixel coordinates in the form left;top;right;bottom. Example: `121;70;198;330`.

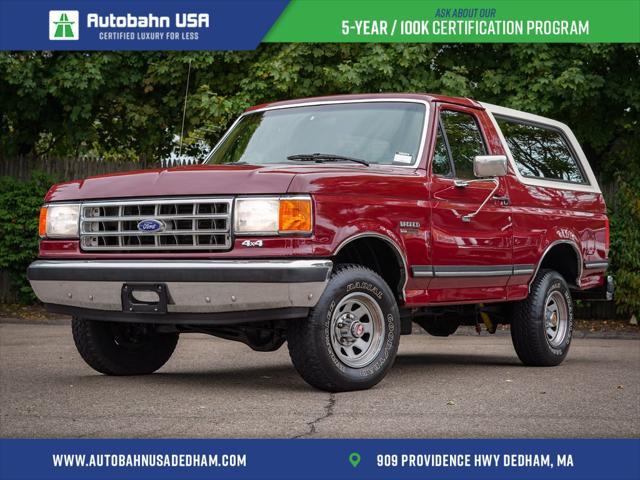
473;155;508;178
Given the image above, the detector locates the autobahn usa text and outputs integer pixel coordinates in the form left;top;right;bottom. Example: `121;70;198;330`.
87;13;209;29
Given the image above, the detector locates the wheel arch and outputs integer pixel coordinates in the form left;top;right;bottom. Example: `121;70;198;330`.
531;240;583;289
333;232;408;303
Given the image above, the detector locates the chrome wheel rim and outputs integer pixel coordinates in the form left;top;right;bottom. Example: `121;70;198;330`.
330;292;385;368
545;291;569;348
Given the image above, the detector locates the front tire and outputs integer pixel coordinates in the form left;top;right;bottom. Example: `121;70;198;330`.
287;264;400;392
511;269;573;366
72;318;179;375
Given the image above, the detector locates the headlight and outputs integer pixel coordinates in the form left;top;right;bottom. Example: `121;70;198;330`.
39;204;80;238
234;196;312;235
234;198;280;234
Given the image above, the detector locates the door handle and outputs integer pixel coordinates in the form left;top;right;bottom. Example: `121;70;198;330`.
492;195;510;206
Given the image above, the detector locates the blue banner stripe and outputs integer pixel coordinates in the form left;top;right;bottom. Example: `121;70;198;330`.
1;439;639;480
0;1;289;50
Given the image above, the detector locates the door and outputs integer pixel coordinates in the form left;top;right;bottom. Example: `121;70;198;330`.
427;105;513;303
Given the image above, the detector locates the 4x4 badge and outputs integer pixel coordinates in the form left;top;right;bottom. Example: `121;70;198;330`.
241;239;263;247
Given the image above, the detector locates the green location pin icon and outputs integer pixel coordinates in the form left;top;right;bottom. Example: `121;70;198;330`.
349;452;361;468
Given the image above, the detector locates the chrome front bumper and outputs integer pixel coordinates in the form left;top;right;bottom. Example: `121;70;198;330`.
28;259;332;316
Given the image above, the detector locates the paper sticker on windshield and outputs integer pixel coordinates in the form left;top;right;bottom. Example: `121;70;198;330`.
393;152;413;164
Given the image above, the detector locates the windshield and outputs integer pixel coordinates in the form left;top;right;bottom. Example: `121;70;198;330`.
205;102;426;166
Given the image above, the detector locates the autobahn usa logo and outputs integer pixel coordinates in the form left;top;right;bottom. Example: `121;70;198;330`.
49;11;79;40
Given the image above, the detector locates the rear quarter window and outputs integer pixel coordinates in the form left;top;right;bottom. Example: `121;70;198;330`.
496;117;586;184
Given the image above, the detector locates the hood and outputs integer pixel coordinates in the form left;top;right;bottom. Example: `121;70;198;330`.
44;163;420;203
45;164;301;202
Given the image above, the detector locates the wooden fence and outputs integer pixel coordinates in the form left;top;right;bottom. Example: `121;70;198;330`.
0;155;149;181
575;301;623;321
0;271;15;304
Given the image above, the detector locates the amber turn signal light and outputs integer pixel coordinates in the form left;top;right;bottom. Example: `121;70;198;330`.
38;207;48;237
279;198;312;233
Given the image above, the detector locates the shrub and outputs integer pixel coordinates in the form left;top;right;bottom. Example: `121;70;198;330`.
608;176;640;317
0;172;55;303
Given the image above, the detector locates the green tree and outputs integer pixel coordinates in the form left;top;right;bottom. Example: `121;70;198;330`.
2;45;638;178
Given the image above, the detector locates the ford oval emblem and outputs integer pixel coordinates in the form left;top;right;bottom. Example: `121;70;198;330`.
137;219;165;233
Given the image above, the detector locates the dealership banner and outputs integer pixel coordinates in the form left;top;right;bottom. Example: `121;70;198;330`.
0;0;639;50
1;439;639;479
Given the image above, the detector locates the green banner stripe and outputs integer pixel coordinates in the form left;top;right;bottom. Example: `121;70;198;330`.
264;0;640;43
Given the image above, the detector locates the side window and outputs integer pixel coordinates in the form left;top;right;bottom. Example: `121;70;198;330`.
440;110;487;179
496;118;585;183
432;124;452;176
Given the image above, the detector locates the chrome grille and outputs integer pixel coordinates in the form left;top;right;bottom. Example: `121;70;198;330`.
80;198;232;251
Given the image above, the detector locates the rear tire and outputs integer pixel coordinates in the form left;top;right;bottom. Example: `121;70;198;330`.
287;264;400;392
72;318;178;375
511;269;573;366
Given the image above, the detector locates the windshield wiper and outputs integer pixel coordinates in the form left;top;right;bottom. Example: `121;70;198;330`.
286;153;369;166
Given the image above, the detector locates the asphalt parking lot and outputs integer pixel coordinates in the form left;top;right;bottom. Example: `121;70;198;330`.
1;321;638;438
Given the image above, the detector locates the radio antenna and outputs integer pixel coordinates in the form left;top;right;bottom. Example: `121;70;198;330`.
178;59;192;160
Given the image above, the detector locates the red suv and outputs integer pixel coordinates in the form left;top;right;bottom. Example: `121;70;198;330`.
28;94;613;391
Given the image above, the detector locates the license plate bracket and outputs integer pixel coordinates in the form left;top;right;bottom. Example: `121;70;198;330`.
121;283;168;314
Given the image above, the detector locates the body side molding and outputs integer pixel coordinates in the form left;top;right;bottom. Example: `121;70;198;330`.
411;264;535;278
